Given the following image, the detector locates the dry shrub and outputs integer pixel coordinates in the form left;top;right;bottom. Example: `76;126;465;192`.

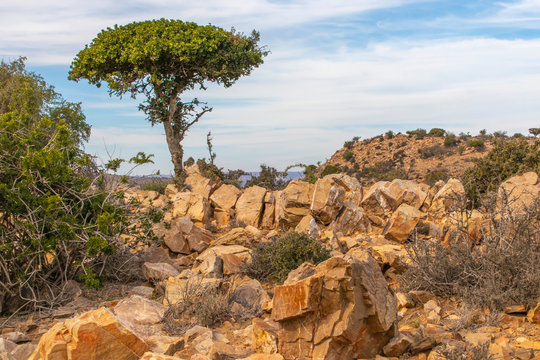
402;197;540;311
434;342;491;360
162;279;232;335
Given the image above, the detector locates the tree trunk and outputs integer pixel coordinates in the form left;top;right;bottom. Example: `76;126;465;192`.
162;119;184;179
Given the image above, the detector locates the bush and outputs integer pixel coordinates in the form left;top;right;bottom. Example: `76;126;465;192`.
342;150;354;162
428;128;446;137
444;133;458;147
468;139;485;149
321;164;340;177
163;279;232;335
358;160;408;182
245;164;289;190
401;198;540;312
424;170;450;186
0;58;160;313
244;232;330;283
385;130;395;139
418;144;446;159
462;138;540;206
140;177;173;194
406;128;427;139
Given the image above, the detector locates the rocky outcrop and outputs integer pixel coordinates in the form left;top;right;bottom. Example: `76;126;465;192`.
160;217;214;254
261;191;277;229
210;184;242;226
497;171;539;213
429;178;466;216
310;176;346;225
271;252;397;359
193;245;252;276
185;172;218;199
29;307;149;360
276;180;315;229
383;204;424;242
171;192;211;224
235;186;267;227
331;202;372;236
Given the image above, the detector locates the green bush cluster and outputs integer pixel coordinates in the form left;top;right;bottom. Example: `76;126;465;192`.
357;160;408;182
424;170;450;186
462;138;539;207
244;232;330;283
428;128;446;137
321;164;341;177
406;128;427;139
342;150;354;162
468;139;485;149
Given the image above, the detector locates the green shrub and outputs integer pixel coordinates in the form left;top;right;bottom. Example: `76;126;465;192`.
424;170;450;186
444;133;458;147
140;177;172;194
385;130;395;139
342;150;354;162
428;128;446;137
358;160;408;181
406;128;427;139
462;138;539;206
468;139;485;149
321;164;340;177
245;164;289;190
418;144;446;159
244;232;330;283
0;58;161;313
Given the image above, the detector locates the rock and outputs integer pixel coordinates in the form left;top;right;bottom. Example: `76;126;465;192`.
209;341;251;359
383;204;424;242
113;295;167;327
272;252;397;359
527;301;540;324
276;180;315;229
142;262;180;283
310;175;346;225
139;353;183;360
331;202;372;236
129;286;155;299
1;332;28;344
194;254;224;278
144;336;184;356
140;247;175;265
261;191;277;229
383;333;413;357
252;318;279;354
283;262;316;285
235;186;267;227
230;279;269;316
409;290;435;305
504;304;527;314
497;171;539;213
0;338;16;355
194;245;251;276
210;184;242;226
29;307;149;360
10;343;36;360
395;292;415;309
429;179;466;216
362;180;428;219
185;172;218;199
244;354;284;360
370;244;408;272
213;227;259;247
171;192;211;224
161;218;214;254
294;214;322;239
165;184;180;198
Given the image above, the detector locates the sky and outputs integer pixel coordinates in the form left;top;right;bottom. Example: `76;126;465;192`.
1;0;540;175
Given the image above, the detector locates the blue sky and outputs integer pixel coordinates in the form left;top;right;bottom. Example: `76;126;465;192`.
1;0;540;175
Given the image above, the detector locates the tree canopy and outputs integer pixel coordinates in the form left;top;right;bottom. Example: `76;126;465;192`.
69;19;268;178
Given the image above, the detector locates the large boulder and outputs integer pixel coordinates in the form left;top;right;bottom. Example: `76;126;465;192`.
383;204;424;242
497;172;539;213
171;192;211;224
29;307;149;360
193;245;252;276
261;191;277;229
276;180;315;229
271;252;397;359
235;186;267;227
160;217;214;254
361;179;429;220
429;179;466;216
185;172;218;199
210;184;242;226
331;203;372;236
310;176;346;225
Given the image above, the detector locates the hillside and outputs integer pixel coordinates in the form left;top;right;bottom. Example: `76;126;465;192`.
321;131;535;185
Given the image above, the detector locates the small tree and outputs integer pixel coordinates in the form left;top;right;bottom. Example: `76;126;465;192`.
69;19;268;179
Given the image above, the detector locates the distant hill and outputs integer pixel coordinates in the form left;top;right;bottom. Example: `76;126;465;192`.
319;130;536;185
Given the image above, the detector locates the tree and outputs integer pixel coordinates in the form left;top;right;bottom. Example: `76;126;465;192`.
69;19;268;179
